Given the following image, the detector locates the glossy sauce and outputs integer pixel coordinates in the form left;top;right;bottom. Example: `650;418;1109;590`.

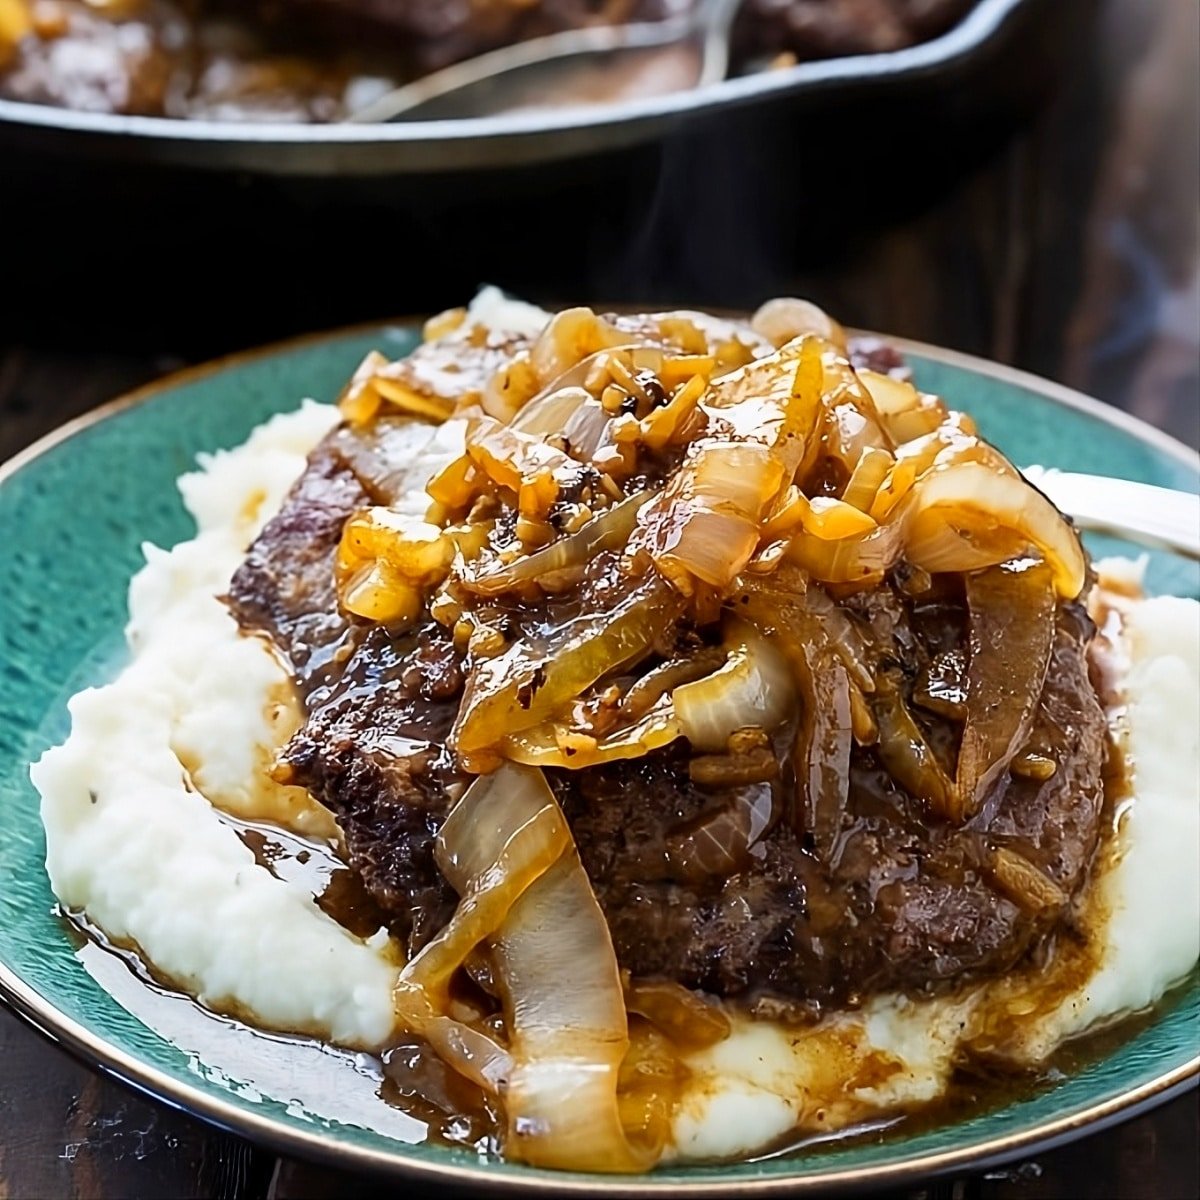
57;736;1178;1168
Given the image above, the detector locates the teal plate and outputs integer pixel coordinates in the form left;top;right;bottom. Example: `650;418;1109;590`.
1;324;1197;1196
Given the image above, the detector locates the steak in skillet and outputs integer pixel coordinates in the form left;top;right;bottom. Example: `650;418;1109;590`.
288;0;978;71
2;0;978;120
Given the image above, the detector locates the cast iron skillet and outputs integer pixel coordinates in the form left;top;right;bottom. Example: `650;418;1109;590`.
0;0;1045;175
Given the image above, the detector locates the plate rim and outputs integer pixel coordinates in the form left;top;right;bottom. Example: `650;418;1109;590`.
0;318;1197;1196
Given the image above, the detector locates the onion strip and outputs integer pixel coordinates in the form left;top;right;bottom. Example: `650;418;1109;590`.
871;667;957;819
392;764;570;1091
665;783;777;880
793;650;852;857
511;345;639;435
398;764;665;1171
502;700;682;770
903;463;1087;599
452;574;684;760
736;576;857;858
673;619;796;752
461;490;651;596
954;560;1057;821
629;336;825;590
493;852;660;1172
624;979;732;1048
786;459;1087;597
621;647;728;720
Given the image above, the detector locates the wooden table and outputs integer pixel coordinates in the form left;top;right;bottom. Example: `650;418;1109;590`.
1;1;1196;1196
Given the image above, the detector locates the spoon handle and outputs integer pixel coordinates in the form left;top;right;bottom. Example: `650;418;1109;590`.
697;0;745;87
1025;467;1200;560
346;12;699;124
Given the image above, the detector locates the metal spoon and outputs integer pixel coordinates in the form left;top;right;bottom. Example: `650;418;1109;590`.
1024;467;1200;560
346;0;742;124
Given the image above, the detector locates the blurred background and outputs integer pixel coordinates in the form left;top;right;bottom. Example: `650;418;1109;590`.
0;0;1197;1197
1;0;1197;452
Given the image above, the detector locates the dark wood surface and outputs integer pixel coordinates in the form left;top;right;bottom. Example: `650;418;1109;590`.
1;0;1197;1196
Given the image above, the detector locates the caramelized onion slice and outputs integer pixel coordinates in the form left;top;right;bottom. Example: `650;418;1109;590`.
462;490;651;597
986;846;1067;912
624;979;732;1048
673;619;796;752
434;764;569;907
630;336;826;591
529;307;627;384
736;574;857;859
665;782;777;882
793;651;853;858
393;764;571;1091
891;411;998;479
452;574;684;760
857;368;924;417
795;582;876;692
787;459;1087;598
903;463;1087;599
502;701;682;770
335;509;455;626
701;334;824;476
735;569;875;681
509;345;639;435
751;297;847;351
621;647;728;720
872;666;957;820
858;369;949;445
493;852;660;1172
954;560;1057;821
409;764;665;1171
616;1022;687;1154
811;352;890;481
903;520;1030;575
784;521;902;589
465;414;576;519
797;496;879;540
338;350;459;425
842;446;895;512
639;373;709;450
482;350;542;423
637;502;762;594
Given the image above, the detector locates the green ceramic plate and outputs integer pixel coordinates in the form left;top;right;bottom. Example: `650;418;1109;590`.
1;324;1197;1196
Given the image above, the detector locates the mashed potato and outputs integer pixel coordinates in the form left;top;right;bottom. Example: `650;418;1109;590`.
30;308;1200;1161
32;402;404;1049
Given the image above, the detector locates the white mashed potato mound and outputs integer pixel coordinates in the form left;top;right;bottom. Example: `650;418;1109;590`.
1102;598;1200;994
30;300;1200;1159
33;401;405;1049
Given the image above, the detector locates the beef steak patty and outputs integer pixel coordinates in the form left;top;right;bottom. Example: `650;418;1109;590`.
228;338;1108;1015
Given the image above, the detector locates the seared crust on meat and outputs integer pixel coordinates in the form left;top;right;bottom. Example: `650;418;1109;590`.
227;333;1107;1013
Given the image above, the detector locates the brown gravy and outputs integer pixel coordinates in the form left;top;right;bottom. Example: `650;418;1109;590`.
57;745;1189;1169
